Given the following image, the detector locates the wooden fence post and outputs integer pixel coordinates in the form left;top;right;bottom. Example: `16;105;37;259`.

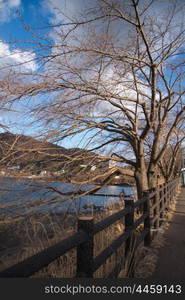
169;182;172;204
143;191;151;246
76;217;94;278
171;181;175;203
154;186;160;230
177;177;180;193
125;198;134;259
166;182;170;206
164;182;167;207
160;183;165;225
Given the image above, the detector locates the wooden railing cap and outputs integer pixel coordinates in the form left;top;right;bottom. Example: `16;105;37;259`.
78;216;94;221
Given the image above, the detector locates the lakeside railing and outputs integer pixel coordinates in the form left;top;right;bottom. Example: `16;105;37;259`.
0;177;181;278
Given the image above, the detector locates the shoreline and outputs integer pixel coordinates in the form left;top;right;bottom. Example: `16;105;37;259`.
0;175;135;187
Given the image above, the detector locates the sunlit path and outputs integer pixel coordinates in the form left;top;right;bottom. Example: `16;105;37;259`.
151;187;185;278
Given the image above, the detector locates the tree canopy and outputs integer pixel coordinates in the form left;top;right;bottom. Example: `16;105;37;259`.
1;0;185;197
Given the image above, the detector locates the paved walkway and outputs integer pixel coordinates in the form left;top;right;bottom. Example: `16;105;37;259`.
151;187;185;278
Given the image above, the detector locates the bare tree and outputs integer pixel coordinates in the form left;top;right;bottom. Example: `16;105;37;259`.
157;128;185;182
1;0;185;198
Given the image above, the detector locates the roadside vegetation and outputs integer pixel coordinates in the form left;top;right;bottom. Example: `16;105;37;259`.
0;0;184;277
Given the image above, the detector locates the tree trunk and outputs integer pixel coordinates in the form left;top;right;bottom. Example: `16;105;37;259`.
135;168;149;200
148;170;157;189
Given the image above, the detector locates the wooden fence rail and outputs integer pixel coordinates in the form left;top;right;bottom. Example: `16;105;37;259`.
0;177;181;278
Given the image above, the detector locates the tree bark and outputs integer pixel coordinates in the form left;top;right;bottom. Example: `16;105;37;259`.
147;167;158;189
134;166;149;200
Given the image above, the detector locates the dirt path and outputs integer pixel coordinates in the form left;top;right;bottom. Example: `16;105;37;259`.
150;187;185;278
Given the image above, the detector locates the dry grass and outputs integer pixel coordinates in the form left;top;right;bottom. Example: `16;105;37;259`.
0;212;76;274
0;186;180;278
0;200;127;278
0;202;146;278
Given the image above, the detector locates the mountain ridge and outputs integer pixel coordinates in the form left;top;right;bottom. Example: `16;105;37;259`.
0;131;100;174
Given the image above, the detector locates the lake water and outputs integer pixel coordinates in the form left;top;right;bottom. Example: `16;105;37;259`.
0;177;136;216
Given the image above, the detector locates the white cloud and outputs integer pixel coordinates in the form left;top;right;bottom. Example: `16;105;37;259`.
42;0;93;24
9;0;21;8
0;41;37;72
0;0;21;23
92;69;148;120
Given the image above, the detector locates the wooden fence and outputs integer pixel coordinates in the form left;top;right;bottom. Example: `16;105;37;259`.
0;177;181;278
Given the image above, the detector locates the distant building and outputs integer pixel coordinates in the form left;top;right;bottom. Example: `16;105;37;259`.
80;164;88;169
79;160;109;171
53;170;65;175
181;147;185;168
109;160;117;168
40;170;51;177
7;165;20;170
0;170;6;176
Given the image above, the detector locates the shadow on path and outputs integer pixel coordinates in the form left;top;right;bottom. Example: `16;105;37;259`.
150;187;185;279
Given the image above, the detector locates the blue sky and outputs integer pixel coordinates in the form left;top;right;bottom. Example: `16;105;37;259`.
0;0;185;151
0;0;96;149
1;1;47;38
0;0;53;56
0;1;58;139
